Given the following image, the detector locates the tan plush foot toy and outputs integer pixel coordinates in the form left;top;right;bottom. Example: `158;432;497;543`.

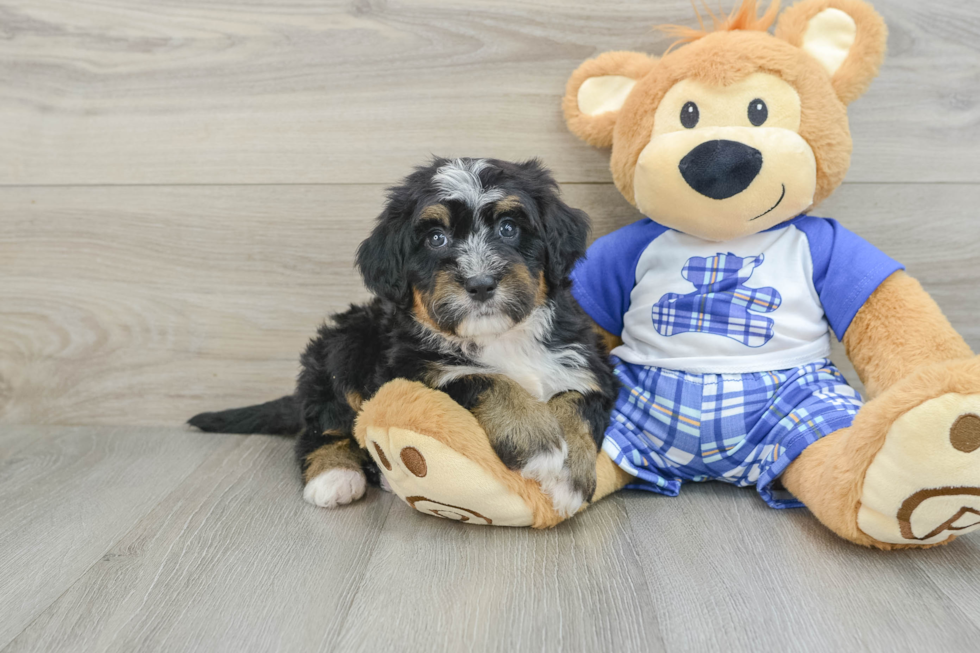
354;379;632;528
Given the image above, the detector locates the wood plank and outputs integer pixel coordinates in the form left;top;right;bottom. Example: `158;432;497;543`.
1;0;978;185
334;494;661;653
0;426;240;650
624;484;980;651
908;537;980;633
1;182;977;426
4;434;394;653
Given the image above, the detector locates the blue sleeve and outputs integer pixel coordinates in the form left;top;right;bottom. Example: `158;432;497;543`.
569;219;668;336
795;216;904;341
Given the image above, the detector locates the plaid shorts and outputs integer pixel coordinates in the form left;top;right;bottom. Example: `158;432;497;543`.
602;357;863;508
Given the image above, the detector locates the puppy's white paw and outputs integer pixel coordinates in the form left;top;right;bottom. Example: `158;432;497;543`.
303;468;367;508
379;474;393;494
522;443;566;480
522;444;585;518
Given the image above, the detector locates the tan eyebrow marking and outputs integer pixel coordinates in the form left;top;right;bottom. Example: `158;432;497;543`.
419;204;451;227
494;195;524;215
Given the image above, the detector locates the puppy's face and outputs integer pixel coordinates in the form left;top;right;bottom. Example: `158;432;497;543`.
356;158;589;338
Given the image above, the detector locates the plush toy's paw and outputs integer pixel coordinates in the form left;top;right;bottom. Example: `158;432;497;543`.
858;393;980;545
303;468;367;508
366;425;536;526
355;379;626;529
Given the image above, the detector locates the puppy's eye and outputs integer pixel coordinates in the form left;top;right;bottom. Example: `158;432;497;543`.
680;101;699;129
498;218;519;240
748;99;768;126
426;230;449;249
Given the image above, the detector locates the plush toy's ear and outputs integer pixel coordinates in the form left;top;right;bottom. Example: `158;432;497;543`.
775;0;887;105
563;51;658;148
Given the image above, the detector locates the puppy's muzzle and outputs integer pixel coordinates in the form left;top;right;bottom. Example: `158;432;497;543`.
679;139;763;200
464;274;497;303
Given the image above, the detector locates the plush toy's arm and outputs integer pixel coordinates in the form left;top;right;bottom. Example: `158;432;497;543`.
843;271;974;398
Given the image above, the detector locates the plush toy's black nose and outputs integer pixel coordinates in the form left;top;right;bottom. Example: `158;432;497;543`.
679;140;763;200
464;275;497;302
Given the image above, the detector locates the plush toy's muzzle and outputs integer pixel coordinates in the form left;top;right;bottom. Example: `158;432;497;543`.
678;139;763;200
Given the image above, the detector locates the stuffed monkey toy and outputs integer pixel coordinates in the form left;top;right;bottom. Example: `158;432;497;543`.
356;0;980;548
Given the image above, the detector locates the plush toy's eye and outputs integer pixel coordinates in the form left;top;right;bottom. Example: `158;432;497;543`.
426;229;449;249
498;218;519;240
748;99;768;126
680;101;699;129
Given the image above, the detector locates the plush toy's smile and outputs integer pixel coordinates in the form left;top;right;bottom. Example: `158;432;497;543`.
750;183;786;221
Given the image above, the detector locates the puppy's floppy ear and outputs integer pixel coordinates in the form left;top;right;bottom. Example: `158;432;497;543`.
540;194;590;289
543;198;590;288
563;51;658;149
775;0;887;105
355;200;412;303
515;160;591;287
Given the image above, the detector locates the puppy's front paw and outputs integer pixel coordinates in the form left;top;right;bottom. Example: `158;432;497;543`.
521;443;587;518
303;468;367;508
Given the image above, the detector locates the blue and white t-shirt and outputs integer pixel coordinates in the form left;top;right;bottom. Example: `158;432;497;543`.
570;216;904;374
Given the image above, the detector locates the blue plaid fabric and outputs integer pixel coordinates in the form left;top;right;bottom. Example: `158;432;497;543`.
651;252;782;348
602;357;863;508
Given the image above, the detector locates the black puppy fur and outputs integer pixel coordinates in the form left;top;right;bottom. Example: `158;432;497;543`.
190;157;618;513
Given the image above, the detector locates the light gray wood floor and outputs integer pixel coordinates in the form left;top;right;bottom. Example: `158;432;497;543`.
2;1;980;651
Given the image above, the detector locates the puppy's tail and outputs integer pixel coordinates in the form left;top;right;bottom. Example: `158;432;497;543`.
188;395;302;436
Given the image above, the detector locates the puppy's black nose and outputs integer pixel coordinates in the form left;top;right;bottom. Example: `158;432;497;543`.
679;140;763;200
464;275;497;303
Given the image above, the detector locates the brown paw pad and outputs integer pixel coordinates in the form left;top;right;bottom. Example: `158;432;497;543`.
407;496;492;525
372;442;392;470
950;414;980;453
897;487;980;541
399;446;427;477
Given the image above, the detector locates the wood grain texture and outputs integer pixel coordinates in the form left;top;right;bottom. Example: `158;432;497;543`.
0;426;239;650
334;494;662;653
625;483;980;651
1;0;978;185
1;182;977;426
5;434;394;653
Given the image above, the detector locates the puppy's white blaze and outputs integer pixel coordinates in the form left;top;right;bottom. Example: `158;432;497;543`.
457;227;506;279
433;159;505;210
523;443;585;517
303;468;367;508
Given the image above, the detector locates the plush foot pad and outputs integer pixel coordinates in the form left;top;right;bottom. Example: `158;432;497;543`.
859;393;980;545
303;468;367;508
365;425;535;527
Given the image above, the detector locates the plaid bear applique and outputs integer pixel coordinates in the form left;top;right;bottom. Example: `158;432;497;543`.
651;253;782;348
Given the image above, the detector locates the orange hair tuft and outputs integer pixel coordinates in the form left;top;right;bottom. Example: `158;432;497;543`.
660;0;782;53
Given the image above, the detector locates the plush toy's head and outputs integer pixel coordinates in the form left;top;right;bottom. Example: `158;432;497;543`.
563;0;886;241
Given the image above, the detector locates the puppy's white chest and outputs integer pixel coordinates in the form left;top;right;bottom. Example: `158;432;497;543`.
474;336;591;402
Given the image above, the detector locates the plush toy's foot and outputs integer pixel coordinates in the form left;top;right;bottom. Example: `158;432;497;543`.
784;356;980;549
858;392;980;545
365;422;536;526
353;379;631;528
